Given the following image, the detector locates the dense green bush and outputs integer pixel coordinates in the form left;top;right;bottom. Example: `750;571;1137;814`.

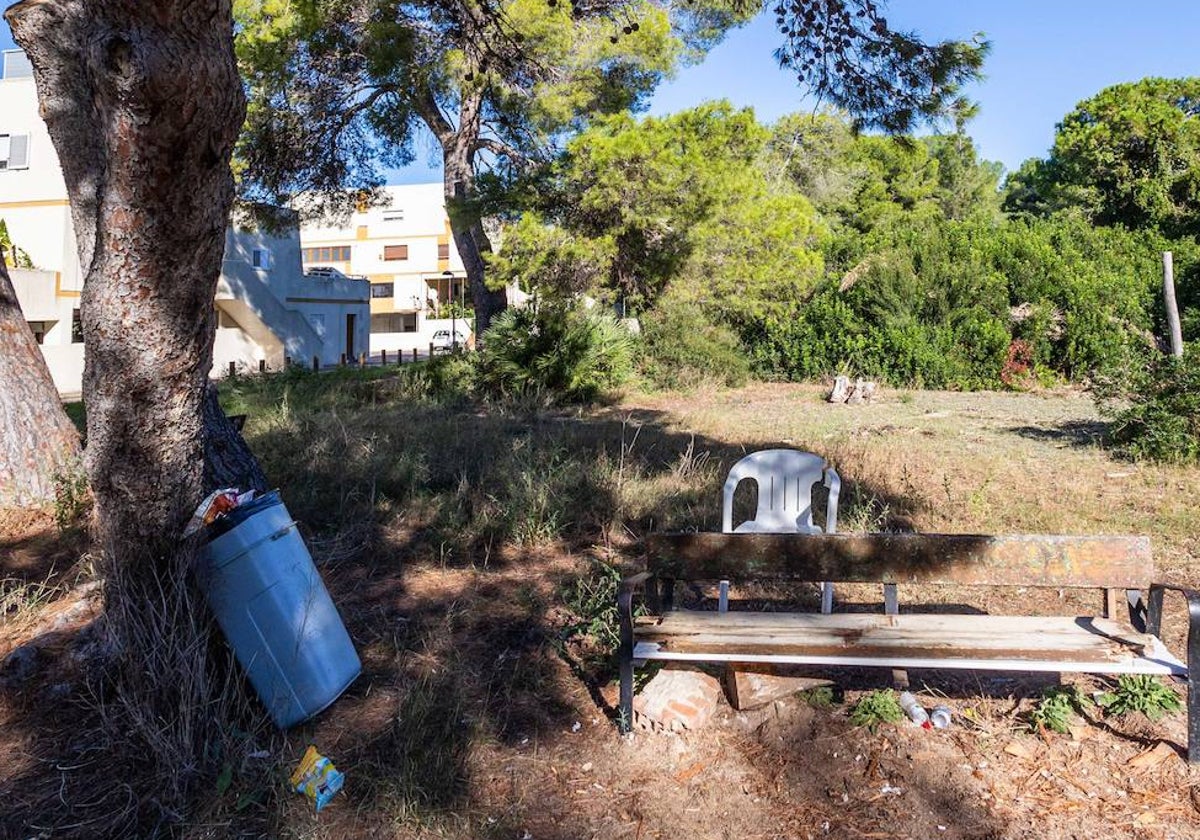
752;214;1165;389
478;303;635;404
1103;351;1200;463
638;299;750;390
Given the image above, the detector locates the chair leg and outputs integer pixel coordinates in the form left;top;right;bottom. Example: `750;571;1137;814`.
821;582;834;615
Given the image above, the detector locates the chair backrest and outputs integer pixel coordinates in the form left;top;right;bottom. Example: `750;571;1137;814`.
721;449;840;535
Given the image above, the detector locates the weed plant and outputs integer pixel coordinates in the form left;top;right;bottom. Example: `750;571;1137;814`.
849;689;903;731
560;559;626;653
1028;685;1093;734
804;686;838;709
1097;675;1183;720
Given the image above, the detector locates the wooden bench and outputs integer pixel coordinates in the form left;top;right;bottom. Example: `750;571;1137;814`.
618;532;1200;762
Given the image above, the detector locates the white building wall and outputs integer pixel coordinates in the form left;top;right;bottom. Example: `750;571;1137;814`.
2;49;369;394
299;184;472;355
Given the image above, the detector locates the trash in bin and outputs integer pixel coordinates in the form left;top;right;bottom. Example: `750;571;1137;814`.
289;745;344;812
195;489;361;728
184;487;258;537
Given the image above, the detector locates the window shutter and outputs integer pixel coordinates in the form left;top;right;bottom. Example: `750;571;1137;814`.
7;134;29;169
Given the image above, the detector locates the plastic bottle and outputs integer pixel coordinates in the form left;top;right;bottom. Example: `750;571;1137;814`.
930;705;952;729
898;691;929;726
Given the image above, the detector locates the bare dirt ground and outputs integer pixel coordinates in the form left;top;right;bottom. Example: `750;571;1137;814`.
3;383;1199;839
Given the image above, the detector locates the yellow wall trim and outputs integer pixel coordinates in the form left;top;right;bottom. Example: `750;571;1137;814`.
54;272;80;299
301;233;442;246
0;198;70;209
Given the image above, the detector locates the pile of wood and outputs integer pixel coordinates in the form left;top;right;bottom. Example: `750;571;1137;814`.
828;375;877;404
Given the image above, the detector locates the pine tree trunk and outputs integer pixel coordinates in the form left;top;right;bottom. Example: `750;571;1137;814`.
7;0;246;552
202;383;269;494
444;145;508;338
0;257;81;505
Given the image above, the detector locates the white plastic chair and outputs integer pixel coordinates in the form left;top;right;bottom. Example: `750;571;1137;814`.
721;449;840;614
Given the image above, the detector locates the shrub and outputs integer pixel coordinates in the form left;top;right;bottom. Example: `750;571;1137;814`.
639;300;750;390
1103;351;1200;463
479;302;635;404
755;214;1166;389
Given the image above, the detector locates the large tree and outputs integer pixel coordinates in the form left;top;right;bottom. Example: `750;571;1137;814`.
235;0;986;335
488;101;828;328
6;0;246;553
0;253;80;506
1006;78;1200;236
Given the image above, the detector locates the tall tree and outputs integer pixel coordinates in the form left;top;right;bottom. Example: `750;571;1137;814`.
235;0;986;335
0;253;81;506
1026;78;1200;236
5;1;245;552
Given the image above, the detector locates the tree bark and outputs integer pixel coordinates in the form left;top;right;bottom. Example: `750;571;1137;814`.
7;0;246;552
0;256;81;505
444;140;508;337
415;82;508;338
202;383;269;494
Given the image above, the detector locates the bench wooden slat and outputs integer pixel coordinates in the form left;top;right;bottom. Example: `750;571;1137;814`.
646;533;1153;589
633;611;1185;676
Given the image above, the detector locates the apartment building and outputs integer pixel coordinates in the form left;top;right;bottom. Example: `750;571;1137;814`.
1;49;369;395
299;184;473;354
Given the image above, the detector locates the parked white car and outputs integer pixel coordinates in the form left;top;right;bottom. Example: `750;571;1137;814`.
430;329;461;354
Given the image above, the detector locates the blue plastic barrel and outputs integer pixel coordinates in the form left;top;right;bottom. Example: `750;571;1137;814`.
199;492;361;728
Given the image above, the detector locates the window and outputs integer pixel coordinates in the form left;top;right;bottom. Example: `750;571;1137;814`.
382;209;404;222
71;309;83;344
0;134;30;170
250;247;272;270
2;50;33;80
370;282;394;298
370;313;417;333
437;243;450;260
28;321;47;345
301;246;350;263
383;244;408;261
308;313;326;336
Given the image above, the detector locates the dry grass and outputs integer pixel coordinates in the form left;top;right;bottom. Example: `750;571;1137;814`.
4;372;1200;839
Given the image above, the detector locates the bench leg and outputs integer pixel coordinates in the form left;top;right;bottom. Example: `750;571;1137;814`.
619;649;634;734
618;585;636;734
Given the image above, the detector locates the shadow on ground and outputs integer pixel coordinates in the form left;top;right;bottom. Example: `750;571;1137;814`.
3;384;1000;838
1005;419;1109;449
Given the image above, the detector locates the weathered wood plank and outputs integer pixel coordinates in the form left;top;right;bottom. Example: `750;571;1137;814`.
631;611;1185;676
633;612;1184;676
645;533;1154;588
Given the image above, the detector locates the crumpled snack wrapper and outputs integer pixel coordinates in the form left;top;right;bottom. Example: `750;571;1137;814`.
289;745;344;812
183;487;256;537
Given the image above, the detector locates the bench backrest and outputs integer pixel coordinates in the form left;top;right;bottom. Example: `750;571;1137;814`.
645;532;1154;589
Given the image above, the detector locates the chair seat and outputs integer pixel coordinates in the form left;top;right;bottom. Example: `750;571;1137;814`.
633;610;1186;676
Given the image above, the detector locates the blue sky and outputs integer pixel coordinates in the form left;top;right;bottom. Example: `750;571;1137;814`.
5;2;1200;183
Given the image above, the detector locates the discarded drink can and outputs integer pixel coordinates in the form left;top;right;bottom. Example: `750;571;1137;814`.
898;691;929;726
930;705;952;729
